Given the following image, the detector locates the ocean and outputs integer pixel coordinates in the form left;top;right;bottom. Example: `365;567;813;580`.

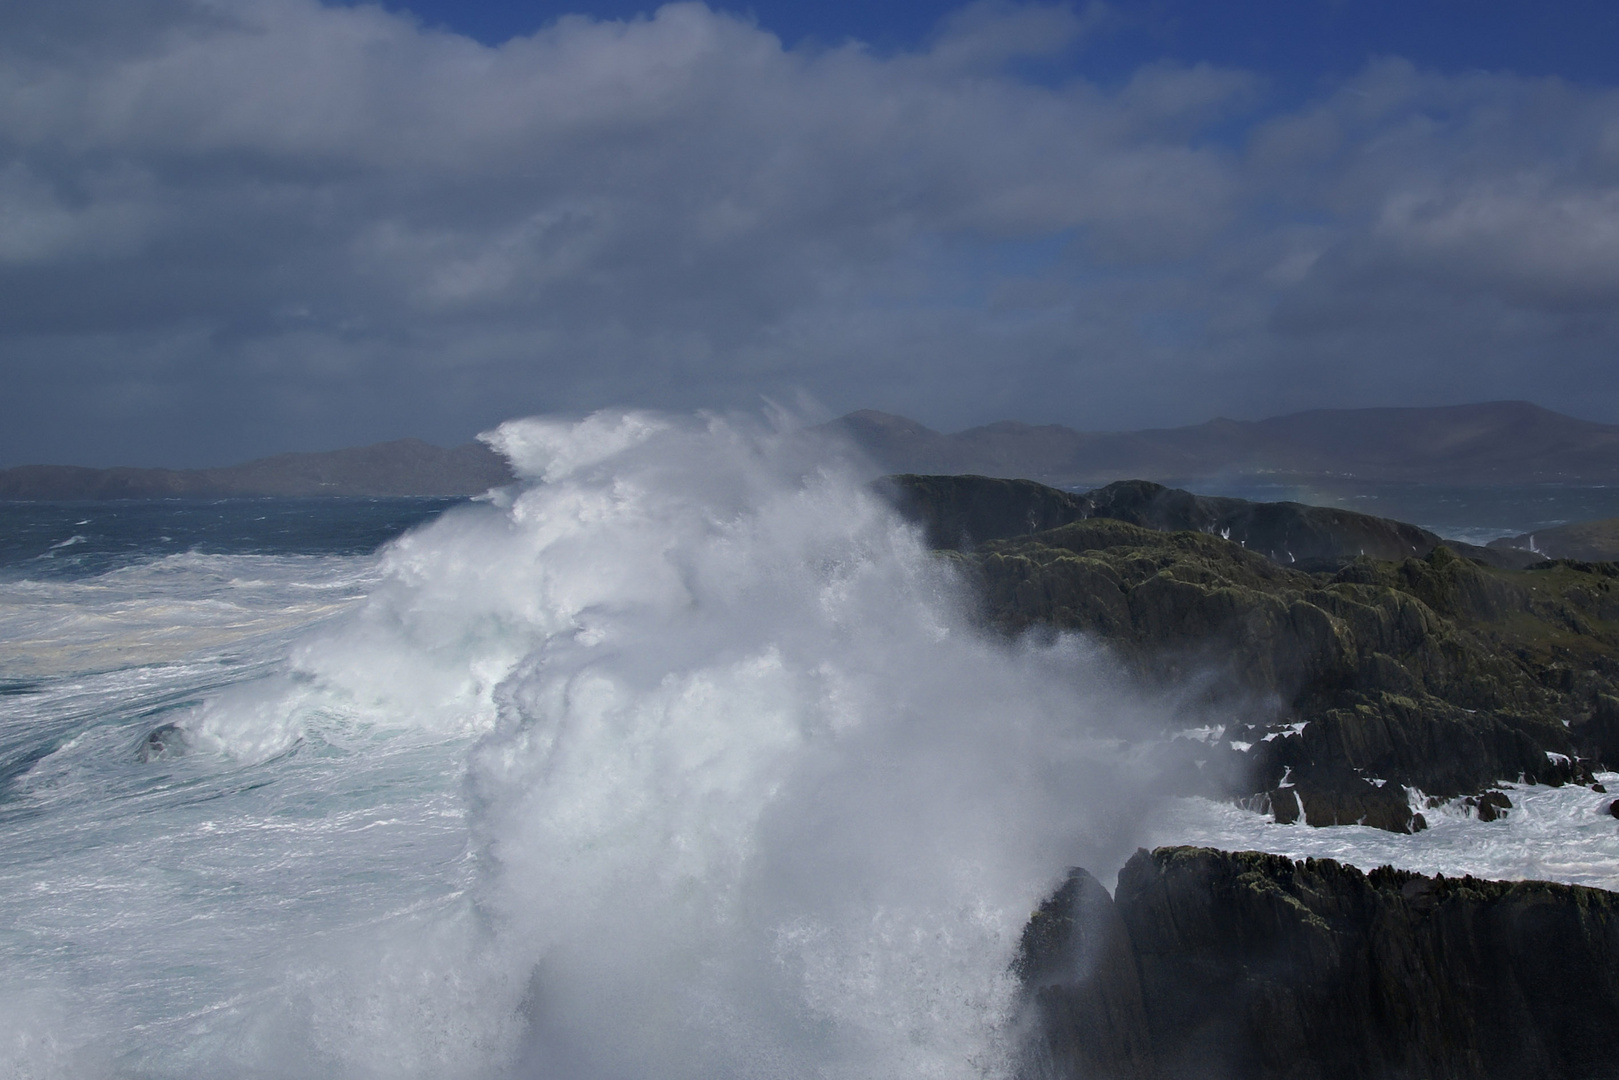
3;414;1617;1078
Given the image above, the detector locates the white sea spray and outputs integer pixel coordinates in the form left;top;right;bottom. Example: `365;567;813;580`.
9;411;1619;1077
0;411;1156;1078
1150;777;1619;891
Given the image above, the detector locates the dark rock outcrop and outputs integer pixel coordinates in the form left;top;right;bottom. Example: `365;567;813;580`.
1016;869;1155;1080
885;475;1619;829
884;474;1527;570
1019;847;1619;1080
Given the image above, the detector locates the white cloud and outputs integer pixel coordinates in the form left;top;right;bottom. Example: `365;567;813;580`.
1376;180;1619;307
0;0;1617;465
923;0;1106;72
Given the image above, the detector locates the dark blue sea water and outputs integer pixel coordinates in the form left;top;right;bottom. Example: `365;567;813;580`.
0;497;465;581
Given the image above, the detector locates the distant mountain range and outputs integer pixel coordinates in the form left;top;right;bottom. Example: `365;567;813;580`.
825;401;1619;487
5;400;1618;500
0;439;513;499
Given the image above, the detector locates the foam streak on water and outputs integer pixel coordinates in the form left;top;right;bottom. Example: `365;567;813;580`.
1151;777;1619;891
0;412;1153;1079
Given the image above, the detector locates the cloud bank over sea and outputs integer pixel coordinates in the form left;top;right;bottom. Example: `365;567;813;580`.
4;0;1619;464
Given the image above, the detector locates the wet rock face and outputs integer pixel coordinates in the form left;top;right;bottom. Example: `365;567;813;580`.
1581;692;1619;768
1464;790;1514;822
1018;847;1619;1080
1015;869;1154;1080
885;474;1619;830
1267;772;1428;833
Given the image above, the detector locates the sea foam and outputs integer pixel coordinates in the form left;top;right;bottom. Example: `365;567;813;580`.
1;411;1156;1079
449;411;1155;1079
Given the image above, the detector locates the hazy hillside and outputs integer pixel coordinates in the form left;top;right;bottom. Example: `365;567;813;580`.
829;401;1619;486
10;399;1618;499
1490;517;1619;561
0;439;514;499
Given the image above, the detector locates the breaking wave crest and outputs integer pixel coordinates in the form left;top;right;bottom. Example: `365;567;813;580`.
3;411;1158;1078
452;413;1153;1078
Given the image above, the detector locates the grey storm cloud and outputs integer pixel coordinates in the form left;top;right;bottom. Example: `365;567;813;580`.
2;0;1618;465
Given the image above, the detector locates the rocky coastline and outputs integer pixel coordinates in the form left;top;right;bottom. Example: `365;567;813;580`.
887;474;1619;831
1017;847;1619;1080
882;472;1619;1074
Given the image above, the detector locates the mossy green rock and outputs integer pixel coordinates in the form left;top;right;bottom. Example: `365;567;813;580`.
888;475;1619;829
884;473;1525;569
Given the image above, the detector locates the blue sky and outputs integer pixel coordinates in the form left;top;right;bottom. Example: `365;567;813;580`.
378;0;1619;86
4;0;1619;464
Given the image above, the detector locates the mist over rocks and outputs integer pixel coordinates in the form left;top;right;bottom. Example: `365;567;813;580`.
1016;847;1619;1080
885;473;1619;832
